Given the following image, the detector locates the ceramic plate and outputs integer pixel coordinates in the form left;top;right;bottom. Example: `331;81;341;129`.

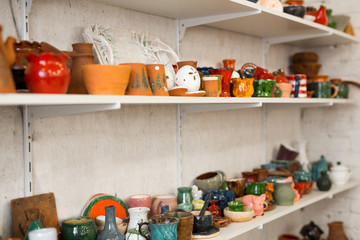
184;90;206;97
168;87;188;96
82;194;129;219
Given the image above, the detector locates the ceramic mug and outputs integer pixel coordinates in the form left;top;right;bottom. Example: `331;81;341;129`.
286;74;307;98
202;76;218;97
128;194;152;209
194;171;225;191
164;212;194;240
151;194;178;216
226;178;245;198
246;182;267;196
232;78;254;97
308;82;337;98
191;210;213;233
139;216;179;240
28;228;57;240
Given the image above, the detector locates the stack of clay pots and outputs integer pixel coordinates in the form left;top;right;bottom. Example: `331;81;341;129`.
290;52;321;77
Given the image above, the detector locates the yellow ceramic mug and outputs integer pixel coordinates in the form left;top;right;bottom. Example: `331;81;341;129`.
232;78;254;97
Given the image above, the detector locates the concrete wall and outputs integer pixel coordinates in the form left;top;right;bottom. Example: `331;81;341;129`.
0;0;358;239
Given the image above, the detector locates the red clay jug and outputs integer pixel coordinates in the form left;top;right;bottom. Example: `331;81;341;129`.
25;52;70;93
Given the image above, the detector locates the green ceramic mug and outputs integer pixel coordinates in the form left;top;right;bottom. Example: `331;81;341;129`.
246;182;267;196
309;82;337;98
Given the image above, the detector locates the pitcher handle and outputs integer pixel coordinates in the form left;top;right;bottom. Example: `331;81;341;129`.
240;63;257;78
331;84;338;98
216;170;226;184
139;222;151;240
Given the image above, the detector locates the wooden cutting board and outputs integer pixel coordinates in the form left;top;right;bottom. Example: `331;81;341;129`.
11;192;60;238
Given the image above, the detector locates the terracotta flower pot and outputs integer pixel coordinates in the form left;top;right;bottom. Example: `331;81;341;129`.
146;64;169;96
82;64;131;95
120;63;152;96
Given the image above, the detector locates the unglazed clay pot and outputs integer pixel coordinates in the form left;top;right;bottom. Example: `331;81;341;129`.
72;43;93;55
68;53;94;94
25;53;70;93
0;24;16;93
82;64;131;95
120;63;152;95
146;64;169;96
151;194;178;216
327;221;348;240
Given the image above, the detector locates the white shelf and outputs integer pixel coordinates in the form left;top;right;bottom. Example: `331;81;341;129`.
95;0;359;46
213;180;360;240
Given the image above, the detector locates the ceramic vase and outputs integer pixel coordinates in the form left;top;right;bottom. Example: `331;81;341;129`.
327;221;348;240
121;63;152;95
274;180;295;206
25;53;70;93
209;68;232;97
96;205;125;240
62;217;97;240
223;59;235;69
316;171;332;191
11;41;41;91
146;64;169;96
68;53;94;94
125;207;149;240
0;24;16;93
177;187;193;212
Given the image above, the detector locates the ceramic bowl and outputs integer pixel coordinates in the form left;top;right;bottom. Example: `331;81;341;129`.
195;171;225;191
283;5;306;18
292;52;318;63
62;217;97;240
227;201;244;212
294;181;314;195
223;206;254;222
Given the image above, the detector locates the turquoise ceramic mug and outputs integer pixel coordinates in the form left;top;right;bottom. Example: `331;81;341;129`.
139;216;179;240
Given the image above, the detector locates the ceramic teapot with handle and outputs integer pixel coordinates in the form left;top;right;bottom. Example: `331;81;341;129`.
308;155;330;181
329;162;351;185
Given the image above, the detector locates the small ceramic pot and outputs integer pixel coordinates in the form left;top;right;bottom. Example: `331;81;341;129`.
164;212;194;240
146;64;169;96
28;228;57;240
62;217;97;240
227;201;244;212
82;64;131;95
232;78;254;97
191;211;213;233
222;59;235;69
139;216;179;240
175;65;201;92
329;162;351;185
253;168;269;182
128;194;152;209
226;178;245;198
294;181;314;195
192;199;205;210
246;182;267;196
194;171;225;191
252;79;276;97
327;221;349;240
202;76;218;97
274;180;295;206
294;171;312;182
286;74;307;98
120;63;152;96
276;82;292;98
223;206;254;222
177;61;197;70
316;171;332;191
151;194;178;216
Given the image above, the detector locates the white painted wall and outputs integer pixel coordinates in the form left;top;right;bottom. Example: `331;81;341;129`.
0;0;358;239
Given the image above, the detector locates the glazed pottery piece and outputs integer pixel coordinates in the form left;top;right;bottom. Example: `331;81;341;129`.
120;63;152;95
316;171;332;191
151;194;178;216
252;79;276;97
168;87;188;96
241;171;258;183
253;168;269;182
208;68;233;97
207;200;222;218
82;64;131;95
226;178;245;198
25;53;70;93
294;181;314;195
261;164;277;171
242;194;267;216
327;221;348;240
223;206;254;222
97;206;125;240
333;83;348;98
232;78;254;97
192;199;205;210
227;201;244;212
128;194;151;209
240;63;275;80
0;25;16;93
276;144;299;161
300;221;323;240
62;217;96;240
194;171;225;191
82;194;129;219
246;182;267;196
309;82;337;98
329;162;351;185
222;59;235;69
308;155;330;181
191;211;213;233
315;5;329;26
95;216;126;234
274;180;295;206
24;219;43;240
28;228;57;240
68;53;94;94
177;187;193;212
294;171;312;182
191;185;203;200
12;41;41;91
276;82;292;98
139;216;179;240
197;67;214;76
286;74;307;98
265;182;275;205
175;65;201;92
202;76;218;97
146;64;169;96
202;190;235;213
177;61;197;70
125;207;149;240
164;212;194;240
278;234;300;240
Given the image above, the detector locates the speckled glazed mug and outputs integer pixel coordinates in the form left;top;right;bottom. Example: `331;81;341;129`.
194;171;225;191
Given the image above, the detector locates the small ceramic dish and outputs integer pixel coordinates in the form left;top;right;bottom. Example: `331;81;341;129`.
168;87;188;96
185;90;206;97
223;206;254;222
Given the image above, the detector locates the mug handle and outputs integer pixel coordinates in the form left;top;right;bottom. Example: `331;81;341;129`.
216;170;226;184
331;84;338;98
240;63;257;78
139;222;150;240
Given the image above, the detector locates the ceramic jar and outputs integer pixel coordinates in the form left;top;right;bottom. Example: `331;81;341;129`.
97;206;125;240
202;76;218;97
25;53;70;93
121;63;152;95
128;194;151;209
28;228;57;240
232;78;254;97
62;217;96;240
316;171;332;191
151;194;178;216
164;212;194;240
139;216;179;240
125;207;149;240
274;180;295;206
329;162;351;185
0;25;17;93
177;187;193;212
146;64;169;96
194;171;225;191
327;221;348;240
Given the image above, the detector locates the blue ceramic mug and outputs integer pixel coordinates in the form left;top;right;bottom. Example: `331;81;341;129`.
139;216;179;240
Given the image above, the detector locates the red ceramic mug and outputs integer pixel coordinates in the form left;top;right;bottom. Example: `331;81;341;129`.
128;194;152;209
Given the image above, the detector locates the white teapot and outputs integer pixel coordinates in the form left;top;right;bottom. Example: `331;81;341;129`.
329;162;351;185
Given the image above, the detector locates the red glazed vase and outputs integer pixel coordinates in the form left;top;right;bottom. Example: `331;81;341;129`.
25;52;70;93
209;68;233;97
315;6;329;26
208;200;222;218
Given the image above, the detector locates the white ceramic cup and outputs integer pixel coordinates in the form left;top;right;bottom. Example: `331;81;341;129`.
28;227;57;240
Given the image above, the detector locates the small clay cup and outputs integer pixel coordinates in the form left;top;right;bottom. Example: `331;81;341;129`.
146;64;169;96
226;178;245;198
120;63;152;96
82;64;131;95
191;210;213;233
202;76;218;97
177;61;197;70
164;212;194;240
128;194;152;209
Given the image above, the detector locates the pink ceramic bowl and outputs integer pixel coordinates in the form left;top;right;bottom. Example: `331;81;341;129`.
277;83;292;98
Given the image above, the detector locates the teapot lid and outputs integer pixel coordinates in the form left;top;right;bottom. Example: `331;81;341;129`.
331;162;348;172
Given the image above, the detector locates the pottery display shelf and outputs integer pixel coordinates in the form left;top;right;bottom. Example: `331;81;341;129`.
211;180;359;240
93;0;359;48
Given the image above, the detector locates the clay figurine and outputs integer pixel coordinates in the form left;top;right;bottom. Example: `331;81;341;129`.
242;194;267;216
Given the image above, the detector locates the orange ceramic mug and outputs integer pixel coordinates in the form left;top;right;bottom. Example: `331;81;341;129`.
232;78;254;97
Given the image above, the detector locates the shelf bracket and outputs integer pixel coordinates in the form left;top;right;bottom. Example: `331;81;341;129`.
20;0;33;40
180;102;262;124
263;32;332;54
22;103;120;197
178;10;261;41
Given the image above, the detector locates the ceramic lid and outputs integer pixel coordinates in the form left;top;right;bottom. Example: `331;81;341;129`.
331;162;349;172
